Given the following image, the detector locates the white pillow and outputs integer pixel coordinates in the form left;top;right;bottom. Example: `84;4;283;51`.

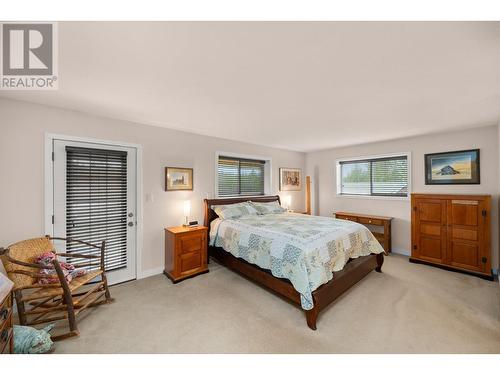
251;201;286;215
212;202;259;219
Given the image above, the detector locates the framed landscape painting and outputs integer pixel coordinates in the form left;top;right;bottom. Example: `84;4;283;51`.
279;168;301;191
425;149;480;185
165;167;193;191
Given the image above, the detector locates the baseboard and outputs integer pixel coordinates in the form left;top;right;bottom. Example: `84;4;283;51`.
492;268;499;286
389;248;410;256
409;257;494;281
388;249;498;282
137;267;163;280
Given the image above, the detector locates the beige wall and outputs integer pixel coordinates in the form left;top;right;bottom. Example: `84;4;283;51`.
1;97;498;275
0;98;306;276
306;125;500;271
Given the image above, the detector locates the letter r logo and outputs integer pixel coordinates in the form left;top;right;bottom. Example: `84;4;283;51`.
2;23;53;75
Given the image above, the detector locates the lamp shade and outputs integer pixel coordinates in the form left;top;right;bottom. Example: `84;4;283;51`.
284;195;292;208
183;200;191;217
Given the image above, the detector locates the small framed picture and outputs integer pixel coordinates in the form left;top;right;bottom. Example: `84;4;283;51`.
279;168;301;191
425;149;480;185
165;167;193;191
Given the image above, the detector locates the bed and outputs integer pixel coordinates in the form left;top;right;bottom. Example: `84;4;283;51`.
203;195;385;330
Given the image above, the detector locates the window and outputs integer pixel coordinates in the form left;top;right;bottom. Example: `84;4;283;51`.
337;154;409;197
217;156;266;197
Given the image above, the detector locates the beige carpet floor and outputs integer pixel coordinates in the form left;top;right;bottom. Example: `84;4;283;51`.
52;254;500;353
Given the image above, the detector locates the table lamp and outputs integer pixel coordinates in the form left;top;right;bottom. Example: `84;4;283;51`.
183;200;191;226
284;195;292;211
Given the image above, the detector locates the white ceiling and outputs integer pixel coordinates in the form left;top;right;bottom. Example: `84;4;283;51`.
2;22;500;152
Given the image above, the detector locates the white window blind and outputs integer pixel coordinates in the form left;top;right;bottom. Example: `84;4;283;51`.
218;156;265;197
339;155;408;197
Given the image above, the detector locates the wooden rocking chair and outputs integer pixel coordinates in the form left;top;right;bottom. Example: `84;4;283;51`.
1;235;114;340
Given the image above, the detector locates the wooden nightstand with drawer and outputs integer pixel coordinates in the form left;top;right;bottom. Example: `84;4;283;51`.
164;226;209;283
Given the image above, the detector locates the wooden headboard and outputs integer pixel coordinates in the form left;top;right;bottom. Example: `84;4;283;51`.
203;195;281;229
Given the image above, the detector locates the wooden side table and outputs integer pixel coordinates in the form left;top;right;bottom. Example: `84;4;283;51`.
334;211;393;253
164;226;209;283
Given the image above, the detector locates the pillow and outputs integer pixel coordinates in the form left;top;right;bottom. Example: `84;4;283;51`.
14;324;55;354
251;201;286;215
212;202;258;219
35;252;87;285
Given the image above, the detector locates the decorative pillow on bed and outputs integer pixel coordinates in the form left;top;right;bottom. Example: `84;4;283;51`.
251;201;286;215
212;202;258;219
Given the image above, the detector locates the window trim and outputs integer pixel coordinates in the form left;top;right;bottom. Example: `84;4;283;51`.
335;152;411;201
215;151;272;198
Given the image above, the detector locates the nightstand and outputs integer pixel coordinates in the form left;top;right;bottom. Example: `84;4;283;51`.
164;226;209;283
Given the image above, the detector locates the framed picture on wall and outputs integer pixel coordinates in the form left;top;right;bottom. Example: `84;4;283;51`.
424;149;480;185
279;168;301;191
165;167;193;191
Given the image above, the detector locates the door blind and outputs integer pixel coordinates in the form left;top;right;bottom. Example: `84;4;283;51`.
65;146;128;272
218;156;265;197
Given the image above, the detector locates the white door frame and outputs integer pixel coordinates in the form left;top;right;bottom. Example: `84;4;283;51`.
44;133;144;280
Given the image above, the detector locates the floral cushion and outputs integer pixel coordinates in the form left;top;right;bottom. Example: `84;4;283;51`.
251;201;286;215
212;202;258;219
35;252;87;284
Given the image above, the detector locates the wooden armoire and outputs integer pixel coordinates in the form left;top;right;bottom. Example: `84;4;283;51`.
410;193;492;280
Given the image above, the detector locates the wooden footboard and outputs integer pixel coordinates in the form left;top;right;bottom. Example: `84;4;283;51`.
306;251;384;329
210;245;384;330
204;196;384;330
